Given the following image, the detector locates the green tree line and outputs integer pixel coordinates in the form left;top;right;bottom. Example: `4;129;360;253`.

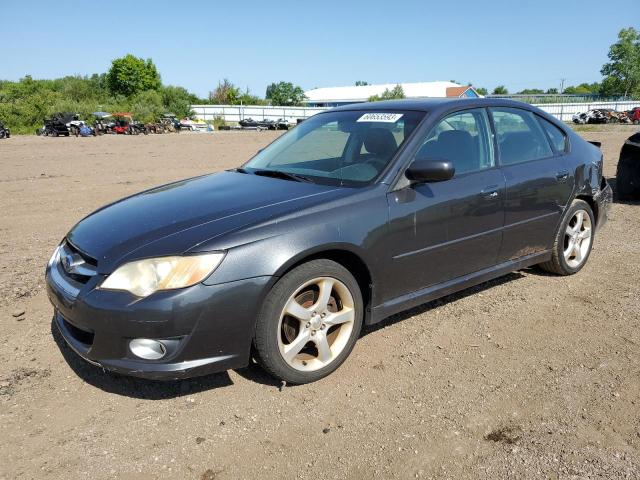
0;54;308;134
0;55;202;134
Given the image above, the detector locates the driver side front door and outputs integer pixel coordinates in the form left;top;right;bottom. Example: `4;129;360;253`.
383;108;506;303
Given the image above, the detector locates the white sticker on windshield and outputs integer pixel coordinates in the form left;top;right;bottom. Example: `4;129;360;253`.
357;113;404;123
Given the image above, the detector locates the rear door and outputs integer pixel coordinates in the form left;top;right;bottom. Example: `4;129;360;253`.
490;107;574;262
384;108;505;301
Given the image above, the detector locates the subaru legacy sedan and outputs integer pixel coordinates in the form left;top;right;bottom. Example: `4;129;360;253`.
46;99;612;384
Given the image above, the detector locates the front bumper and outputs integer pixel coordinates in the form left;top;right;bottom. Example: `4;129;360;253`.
46;257;273;380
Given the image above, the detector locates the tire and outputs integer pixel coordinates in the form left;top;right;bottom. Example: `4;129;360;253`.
539;199;595;275
253;259;364;384
0;131;5;139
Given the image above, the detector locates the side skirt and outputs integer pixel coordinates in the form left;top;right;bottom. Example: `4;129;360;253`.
368;250;551;324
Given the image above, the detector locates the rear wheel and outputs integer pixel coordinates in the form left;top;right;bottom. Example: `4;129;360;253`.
539;199;594;275
253;259;363;384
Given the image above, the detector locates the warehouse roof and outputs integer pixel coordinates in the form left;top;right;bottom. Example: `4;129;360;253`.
304;81;479;104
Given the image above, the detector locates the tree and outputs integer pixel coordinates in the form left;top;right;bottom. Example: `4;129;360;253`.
600;27;640;97
106;54;161;97
209;79;240;105
563;82;600;94
368;84;405;102
355;81;369;86
518;88;544;94
474;86;488;96
492;85;508;95
238;88;267;105
265;81;306;106
161;86;198;118
599;75;624;97
546;88;558;94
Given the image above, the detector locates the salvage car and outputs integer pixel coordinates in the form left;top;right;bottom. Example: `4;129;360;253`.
572;109;609;124
46;99;612;384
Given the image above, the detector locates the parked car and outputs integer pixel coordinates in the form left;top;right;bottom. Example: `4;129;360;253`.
160;113;181;133
129;121;149;135
180;118;211;132
92;112;112;135
572;109;609;124
0;121;10;139
275;118;291;130
615;131;640;200
40;112;78;136
46;99;611;384
627;107;640;125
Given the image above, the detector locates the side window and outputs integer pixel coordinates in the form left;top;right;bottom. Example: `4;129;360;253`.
490;108;553;165
415;108;494;175
538;116;568;153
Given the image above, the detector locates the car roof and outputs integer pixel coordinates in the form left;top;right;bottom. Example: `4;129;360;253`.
329;97;540;113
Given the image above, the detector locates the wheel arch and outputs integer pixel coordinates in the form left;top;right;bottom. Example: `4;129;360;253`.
574;194;598;224
272;245;374;324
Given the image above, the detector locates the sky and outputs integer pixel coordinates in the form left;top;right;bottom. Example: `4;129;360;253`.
1;0;637;98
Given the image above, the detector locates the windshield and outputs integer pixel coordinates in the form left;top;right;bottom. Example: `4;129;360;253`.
243;110;425;186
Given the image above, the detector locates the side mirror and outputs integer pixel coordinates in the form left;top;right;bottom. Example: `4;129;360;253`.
405;157;455;183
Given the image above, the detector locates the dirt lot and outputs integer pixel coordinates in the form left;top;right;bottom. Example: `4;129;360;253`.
1;126;639;479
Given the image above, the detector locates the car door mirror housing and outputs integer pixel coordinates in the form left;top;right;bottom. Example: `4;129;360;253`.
406;158;455;183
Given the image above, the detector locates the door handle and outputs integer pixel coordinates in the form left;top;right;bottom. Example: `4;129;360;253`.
556;171;569;183
481;185;500;199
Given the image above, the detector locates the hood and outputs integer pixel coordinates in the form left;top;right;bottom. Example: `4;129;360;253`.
67;171;346;273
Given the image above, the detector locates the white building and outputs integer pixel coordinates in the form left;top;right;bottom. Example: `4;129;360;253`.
303;81;480;107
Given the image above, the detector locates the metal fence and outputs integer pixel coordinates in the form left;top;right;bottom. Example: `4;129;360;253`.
488;94;636;104
532;100;640;122
190;105;327;123
191;101;640;124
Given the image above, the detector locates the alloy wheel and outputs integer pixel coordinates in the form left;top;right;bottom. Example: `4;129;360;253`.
563;209;592;268
277;277;355;372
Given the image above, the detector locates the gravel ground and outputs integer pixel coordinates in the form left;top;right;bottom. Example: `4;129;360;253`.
0;127;639;480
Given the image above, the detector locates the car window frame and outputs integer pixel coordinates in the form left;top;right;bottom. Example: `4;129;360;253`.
488;106;557;167
408;107;497;180
535;113;570;156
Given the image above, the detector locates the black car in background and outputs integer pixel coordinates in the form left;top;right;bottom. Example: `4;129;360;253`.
0;121;9;139
46;99;612;384
616;131;640;200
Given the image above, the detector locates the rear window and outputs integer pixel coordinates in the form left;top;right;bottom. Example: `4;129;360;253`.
490;108;553;165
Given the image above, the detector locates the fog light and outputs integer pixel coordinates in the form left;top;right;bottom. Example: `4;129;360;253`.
129;338;166;360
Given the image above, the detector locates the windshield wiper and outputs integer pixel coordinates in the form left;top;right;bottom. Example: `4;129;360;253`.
234;167;251;174
252;169;313;183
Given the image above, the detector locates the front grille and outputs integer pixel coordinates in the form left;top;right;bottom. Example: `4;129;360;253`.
60;315;94;346
64;239;97;266
58;240;97;284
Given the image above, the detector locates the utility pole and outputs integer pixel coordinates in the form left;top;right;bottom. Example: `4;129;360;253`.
560;78;565;95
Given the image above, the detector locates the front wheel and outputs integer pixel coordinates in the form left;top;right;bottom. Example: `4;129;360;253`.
253;259;363;384
539;199;595;275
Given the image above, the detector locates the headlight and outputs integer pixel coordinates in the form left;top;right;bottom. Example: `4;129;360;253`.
48;245;61;268
100;252;225;297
